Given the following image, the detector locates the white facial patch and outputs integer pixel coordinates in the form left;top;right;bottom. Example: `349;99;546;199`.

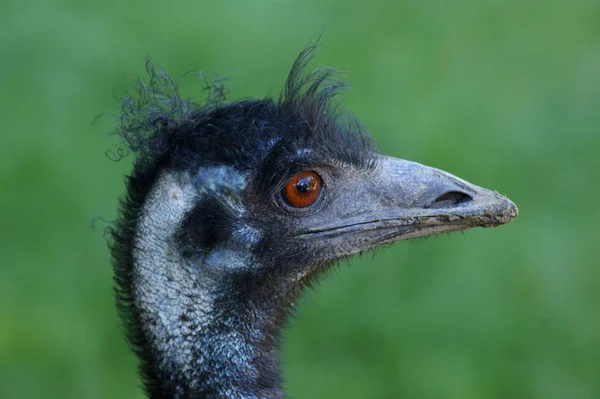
233;225;262;249
296;148;312;156
194;165;247;194
132;166;250;376
133;171;213;374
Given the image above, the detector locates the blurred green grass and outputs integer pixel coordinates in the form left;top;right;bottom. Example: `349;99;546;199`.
1;0;599;398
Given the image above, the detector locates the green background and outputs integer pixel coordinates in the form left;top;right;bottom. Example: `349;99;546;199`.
1;0;599;398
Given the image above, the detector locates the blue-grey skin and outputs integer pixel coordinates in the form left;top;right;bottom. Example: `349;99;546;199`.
130;156;517;399
134;168;263;398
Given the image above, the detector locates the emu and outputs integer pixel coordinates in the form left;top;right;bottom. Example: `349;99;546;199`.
109;45;518;399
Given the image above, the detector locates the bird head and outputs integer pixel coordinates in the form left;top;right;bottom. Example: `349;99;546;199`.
117;46;516;301
111;45;517;398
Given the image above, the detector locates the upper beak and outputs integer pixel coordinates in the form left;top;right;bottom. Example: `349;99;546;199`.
379;155;519;228
298;155;518;250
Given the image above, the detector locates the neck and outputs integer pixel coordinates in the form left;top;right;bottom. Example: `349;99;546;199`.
131;171;286;399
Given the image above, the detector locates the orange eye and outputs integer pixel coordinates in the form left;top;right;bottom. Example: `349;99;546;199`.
284;171;322;208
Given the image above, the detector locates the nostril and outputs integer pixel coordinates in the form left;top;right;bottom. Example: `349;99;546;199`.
428;191;473;209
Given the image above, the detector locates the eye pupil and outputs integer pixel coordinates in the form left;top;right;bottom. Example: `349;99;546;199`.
284;171;322;208
295;176;315;193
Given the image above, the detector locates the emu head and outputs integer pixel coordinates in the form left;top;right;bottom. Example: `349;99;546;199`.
111;45;518;399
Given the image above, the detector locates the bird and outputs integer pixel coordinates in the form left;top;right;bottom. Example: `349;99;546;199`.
109;44;518;399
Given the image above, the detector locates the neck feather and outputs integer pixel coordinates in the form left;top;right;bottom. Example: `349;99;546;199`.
131;171;284;399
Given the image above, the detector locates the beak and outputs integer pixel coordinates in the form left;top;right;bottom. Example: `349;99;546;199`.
298;155;518;252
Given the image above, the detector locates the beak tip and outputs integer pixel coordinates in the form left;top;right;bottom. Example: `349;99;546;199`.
493;196;518;226
475;192;518;228
510;202;519;219
504;194;519;219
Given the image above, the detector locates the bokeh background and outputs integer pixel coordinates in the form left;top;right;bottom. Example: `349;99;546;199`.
2;0;599;398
